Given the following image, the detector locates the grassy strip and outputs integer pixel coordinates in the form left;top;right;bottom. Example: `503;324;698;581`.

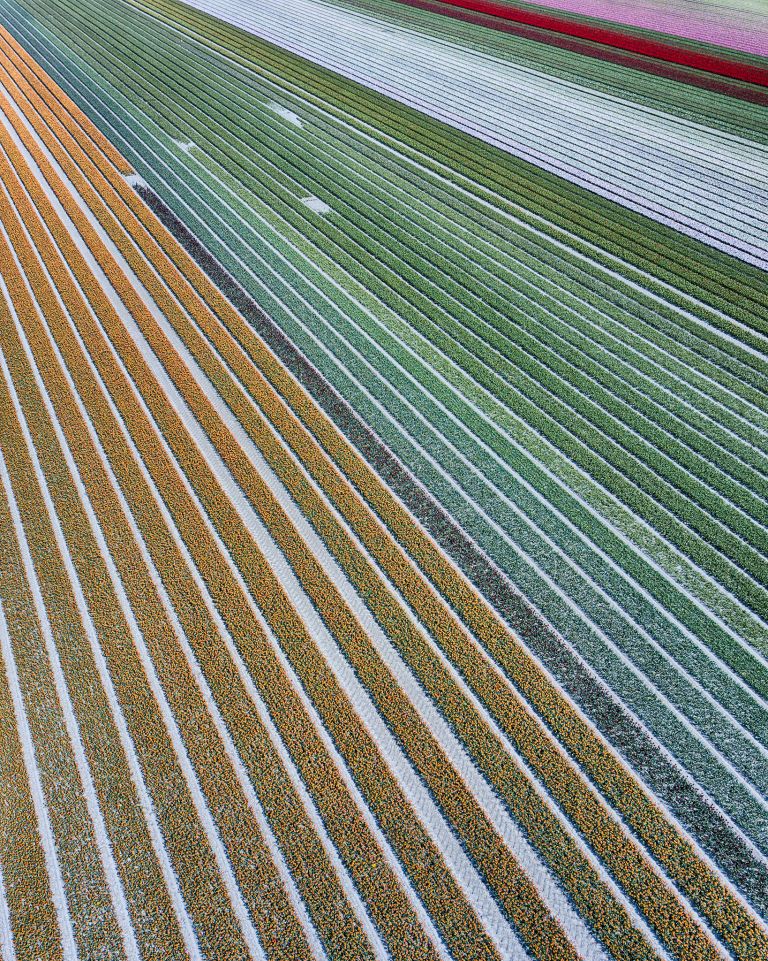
9;28;764;952
0;83;490;961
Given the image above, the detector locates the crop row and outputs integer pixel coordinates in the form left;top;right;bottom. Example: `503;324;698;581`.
0;52;623;961
10;0;768;824
0;278;129;956
111;133;764;780
36;155;555;961
0;143;294;961
0;409;65;960
0;181;391;961
18;0;768;424
7;22;768;944
307;0;768;143
12;29;757;911
0;235;199;961
57;50;759;916
3;43;757;961
0;61;669;961
188;0;768;272
28;0;768;676
46;0;768;571
134;148;767;841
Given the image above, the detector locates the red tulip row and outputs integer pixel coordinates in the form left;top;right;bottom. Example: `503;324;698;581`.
399;0;768;87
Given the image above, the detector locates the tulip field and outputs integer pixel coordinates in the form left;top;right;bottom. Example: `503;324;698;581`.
0;0;765;958
495;0;768;56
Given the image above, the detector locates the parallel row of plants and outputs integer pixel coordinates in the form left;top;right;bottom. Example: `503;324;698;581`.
0;134;303;961
183;0;768;268
2;12;767;958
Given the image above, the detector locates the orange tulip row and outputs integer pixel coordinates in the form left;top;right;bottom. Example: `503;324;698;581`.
0;200;391;961
0;151;297;960
0;310;67;961
0;249;198;961
0;119;409;961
